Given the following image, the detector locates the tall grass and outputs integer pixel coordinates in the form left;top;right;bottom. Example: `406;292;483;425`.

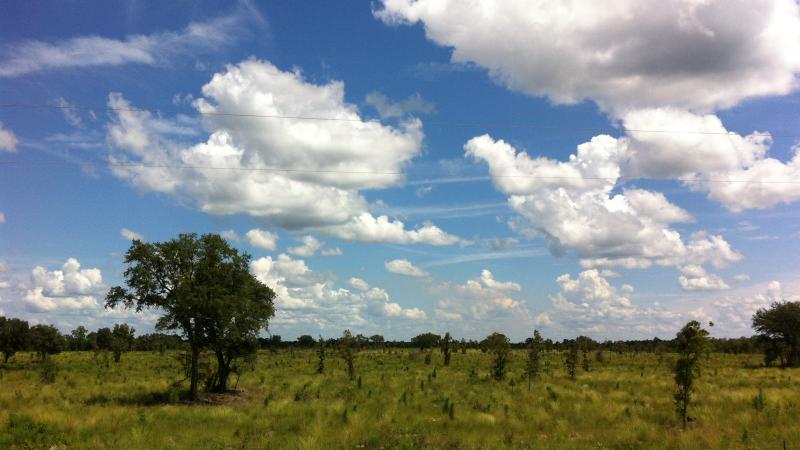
0;349;798;448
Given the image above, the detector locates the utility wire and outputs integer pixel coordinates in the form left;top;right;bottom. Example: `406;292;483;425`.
0;102;789;138
2;159;800;185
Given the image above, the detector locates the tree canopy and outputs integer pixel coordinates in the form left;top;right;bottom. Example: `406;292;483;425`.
752;301;800;367
1;316;30;363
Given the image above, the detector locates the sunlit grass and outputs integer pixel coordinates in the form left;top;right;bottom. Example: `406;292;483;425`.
1;349;798;449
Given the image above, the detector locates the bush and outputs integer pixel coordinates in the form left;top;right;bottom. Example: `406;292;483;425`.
2;414;65;449
40;358;58;384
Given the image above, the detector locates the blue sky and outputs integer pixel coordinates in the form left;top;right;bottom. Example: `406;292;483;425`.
2;0;800;341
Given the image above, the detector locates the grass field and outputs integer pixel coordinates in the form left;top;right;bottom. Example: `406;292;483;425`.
1;349;798;449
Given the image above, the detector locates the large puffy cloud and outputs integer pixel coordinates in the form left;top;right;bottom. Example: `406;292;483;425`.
623;108;771;178
466;134;744;284
0;5;258;77
250;253;426;331
287;236;324;257
467;134;685;259
246;228;279;251
0;121;18;152
376;0;800;114
695;144;800;211
107;60;459;245
621;109;800;211
678;265;730;291
23;258;104;312
379;0;800;212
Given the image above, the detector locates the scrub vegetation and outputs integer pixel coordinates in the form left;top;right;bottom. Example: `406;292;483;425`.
1;345;799;449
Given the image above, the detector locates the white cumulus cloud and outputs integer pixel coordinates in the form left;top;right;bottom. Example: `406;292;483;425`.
24;258;104;312
246;228;279;251
376;0;800;114
287;236;324;257
106;60;459;245
385;259;429;277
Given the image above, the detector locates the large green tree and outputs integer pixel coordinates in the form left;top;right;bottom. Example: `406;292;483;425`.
68;325;89;351
106;233;275;399
0;317;29;363
752;301;800;367
28;324;64;360
111;324;136;362
411;332;441;349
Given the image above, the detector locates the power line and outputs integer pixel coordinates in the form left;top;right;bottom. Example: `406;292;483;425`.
2;158;800;185
0;102;790;138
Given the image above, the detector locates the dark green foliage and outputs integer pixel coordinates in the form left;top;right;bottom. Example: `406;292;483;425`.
752;301;800;367
28;324;63;360
424;351;432;365
411;332;441;349
0;316;29;363
582;349;590;372
106;233;275;399
526;330;543;391
565;343;578;380
68;325;89;351
92;327;114;352
339;329;356;381
483;332;511;380
39;358;58;384
111;323;136;362
297;335;316;348
316;335;326;374
673;320;710;430
2;415;65;449
369;335;385;348
133;333;182;352
441;332;452;366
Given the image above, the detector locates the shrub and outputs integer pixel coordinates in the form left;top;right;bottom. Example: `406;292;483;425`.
565;344;578;380
40;358;58;384
3;414;65;449
673;320;710;430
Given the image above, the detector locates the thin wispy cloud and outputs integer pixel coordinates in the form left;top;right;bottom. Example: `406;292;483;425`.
0;2;264;77
422;248;548;268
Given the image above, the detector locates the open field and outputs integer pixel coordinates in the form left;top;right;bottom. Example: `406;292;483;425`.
1;349;798;449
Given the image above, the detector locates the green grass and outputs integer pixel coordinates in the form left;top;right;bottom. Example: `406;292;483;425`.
1;349;798;449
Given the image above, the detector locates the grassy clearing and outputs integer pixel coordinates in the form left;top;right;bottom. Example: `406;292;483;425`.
0;349;798;449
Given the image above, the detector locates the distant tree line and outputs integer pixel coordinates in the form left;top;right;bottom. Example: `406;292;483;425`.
0;317;185;363
4;305;796;368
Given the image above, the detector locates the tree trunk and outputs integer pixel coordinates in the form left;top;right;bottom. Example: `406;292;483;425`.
3;352;9;364
215;350;230;392
189;345;200;401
